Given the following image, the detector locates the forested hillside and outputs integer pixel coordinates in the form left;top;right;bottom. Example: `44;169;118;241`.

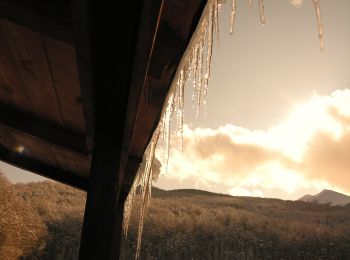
1;174;350;259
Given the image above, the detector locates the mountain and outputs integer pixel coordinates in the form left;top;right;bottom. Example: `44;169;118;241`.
298;189;350;206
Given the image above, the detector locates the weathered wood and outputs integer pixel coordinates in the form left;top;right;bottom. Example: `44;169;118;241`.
0;124;90;180
70;0;95;152
0;145;88;190
44;36;86;134
0;104;88;155
0;25;31;111
78;0;145;259
119;0;164;191
119;155;143;203
11;131;59;168
0;0;73;44
0;19;64;126
129;0;207;159
50;146;90;178
0;126;59;178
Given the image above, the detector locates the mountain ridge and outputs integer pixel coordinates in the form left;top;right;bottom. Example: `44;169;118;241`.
298;189;350;206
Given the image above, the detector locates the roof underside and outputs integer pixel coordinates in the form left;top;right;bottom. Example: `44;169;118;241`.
0;0;206;190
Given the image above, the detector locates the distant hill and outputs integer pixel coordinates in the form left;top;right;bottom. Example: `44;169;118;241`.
1;174;350;259
299;189;350;206
152;187;232;198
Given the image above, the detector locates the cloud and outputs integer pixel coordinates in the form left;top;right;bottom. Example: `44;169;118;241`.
155;89;350;199
302;129;350;191
228;187;264;197
189;133;290;180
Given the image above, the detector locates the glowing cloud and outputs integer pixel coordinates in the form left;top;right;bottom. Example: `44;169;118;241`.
155;89;350;199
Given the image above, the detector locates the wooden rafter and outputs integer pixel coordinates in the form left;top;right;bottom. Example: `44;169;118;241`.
0;0;73;44
0;145;89;190
0;104;89;155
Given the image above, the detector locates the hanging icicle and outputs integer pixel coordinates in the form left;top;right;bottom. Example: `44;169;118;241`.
258;0;266;25
123;1;325;259
230;0;237;34
135;129;160;259
249;0;253;8
312;0;323;51
291;0;304;7
164;92;175;174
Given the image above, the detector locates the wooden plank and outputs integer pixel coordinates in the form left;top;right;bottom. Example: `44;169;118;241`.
0;126;18;151
0;0;73;44
0;145;88;190
119;0;164;181
0;25;31;110
0;126;90;179
0;115;90;182
0;19;64;126
0;127;59;177
10;131;58;168
71;0;95;152
43;36;86;134
129;0;206;159
51;146;90;178
0;104;88;155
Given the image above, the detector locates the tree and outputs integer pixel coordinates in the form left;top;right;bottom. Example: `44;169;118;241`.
0;173;47;259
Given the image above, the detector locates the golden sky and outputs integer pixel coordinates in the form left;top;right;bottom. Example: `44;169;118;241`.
155;0;350;200
155;89;350;199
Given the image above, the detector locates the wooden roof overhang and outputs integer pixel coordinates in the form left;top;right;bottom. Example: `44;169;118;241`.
0;0;205;191
0;0;207;258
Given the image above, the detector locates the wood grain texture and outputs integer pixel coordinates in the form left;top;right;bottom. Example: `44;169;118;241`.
44;36;86;133
0;125;90;178
0;19;64;126
0;0;73;44
51;146;90;178
0;24;30;110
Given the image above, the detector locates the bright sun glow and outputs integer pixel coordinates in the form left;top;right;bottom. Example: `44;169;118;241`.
156;89;350;199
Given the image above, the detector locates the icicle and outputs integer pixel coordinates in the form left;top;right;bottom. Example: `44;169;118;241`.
134;130;160;259
291;0;304;7
122;180;135;236
123;1;327;259
258;0;265;25
203;2;216;110
196;38;204;118
191;43;199;110
230;0;236;34
164;92;174;174
176;70;185;154
312;0;323;51
214;0;220;44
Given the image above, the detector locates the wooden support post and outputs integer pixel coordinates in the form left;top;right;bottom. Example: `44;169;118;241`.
77;0;144;259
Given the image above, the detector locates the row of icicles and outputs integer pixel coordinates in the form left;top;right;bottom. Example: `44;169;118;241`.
123;0;324;259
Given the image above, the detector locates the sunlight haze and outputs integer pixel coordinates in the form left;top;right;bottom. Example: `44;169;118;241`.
155;0;350;200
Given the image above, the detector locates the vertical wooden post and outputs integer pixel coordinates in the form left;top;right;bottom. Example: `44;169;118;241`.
77;0;144;259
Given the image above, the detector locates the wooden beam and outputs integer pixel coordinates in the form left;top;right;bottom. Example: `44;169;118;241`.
70;0;95;152
119;0;164;182
78;0;145;259
0;104;89;155
0;145;88;190
0;0;74;44
119;155;142;203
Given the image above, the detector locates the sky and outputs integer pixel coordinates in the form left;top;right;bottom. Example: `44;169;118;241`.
3;0;350;200
154;0;350;200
